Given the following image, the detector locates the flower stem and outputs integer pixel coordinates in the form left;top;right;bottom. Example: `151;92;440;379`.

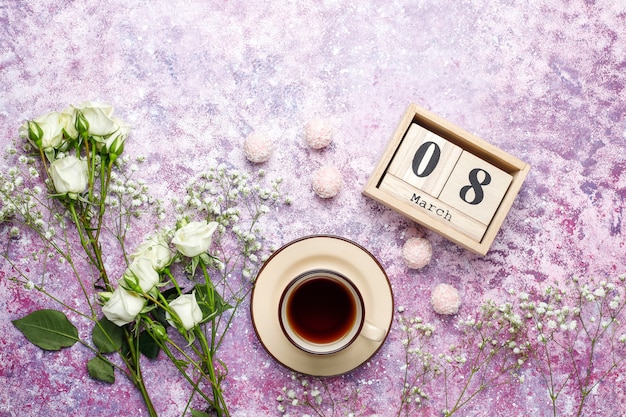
126;330;158;417
194;327;230;417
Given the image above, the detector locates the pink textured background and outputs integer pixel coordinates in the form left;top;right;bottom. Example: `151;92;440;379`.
1;1;625;416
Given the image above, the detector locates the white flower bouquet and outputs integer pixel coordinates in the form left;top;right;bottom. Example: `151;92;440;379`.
2;101;285;417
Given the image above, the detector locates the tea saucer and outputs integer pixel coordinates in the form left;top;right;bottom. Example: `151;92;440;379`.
250;235;393;376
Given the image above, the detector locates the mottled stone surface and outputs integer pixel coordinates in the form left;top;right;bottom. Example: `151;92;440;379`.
1;1;625;416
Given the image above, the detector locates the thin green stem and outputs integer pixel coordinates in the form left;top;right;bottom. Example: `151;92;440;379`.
65;201;100;308
93;157;111;247
150;330;215;405
162;268;182;295
85;137;95;201
124;329;158;417
194;327;229;417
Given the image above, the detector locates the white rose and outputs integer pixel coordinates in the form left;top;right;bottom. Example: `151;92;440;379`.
122;257;160;293
131;233;174;271
72;101;117;137
171;220;218;257
166;292;203;331
19;111;71;149
82;107;117;137
48;155;88;195
102;286;146;326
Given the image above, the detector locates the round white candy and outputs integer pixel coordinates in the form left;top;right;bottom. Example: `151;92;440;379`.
401;237;432;269
430;283;462;315
311;166;342;198
305;118;333;149
243;132;273;163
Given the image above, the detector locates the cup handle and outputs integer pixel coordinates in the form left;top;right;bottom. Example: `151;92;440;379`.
360;320;386;342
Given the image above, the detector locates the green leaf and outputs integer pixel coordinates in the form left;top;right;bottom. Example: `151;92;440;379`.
92;316;126;353
139;330;160;359
87;356;115;383
12;309;78;351
194;284;233;322
191;410;212;417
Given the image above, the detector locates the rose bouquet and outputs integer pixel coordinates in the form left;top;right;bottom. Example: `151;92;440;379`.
2;102;285;416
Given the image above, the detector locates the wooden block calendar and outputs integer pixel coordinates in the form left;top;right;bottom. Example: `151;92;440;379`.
363;103;530;255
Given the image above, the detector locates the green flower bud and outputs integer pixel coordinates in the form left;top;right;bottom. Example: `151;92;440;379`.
102;133;126;160
27;120;44;149
120;274;143;294
75;110;90;137
150;322;168;341
112;135;125;156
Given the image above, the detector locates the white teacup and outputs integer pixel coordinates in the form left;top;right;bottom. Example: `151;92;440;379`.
279;269;386;355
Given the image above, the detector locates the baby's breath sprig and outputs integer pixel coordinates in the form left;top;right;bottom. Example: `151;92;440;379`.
438;299;527;417
175;164;285;289
168;164;287;414
276;372;363;417
1;143;96;297
517;275;626;417
104;155;161;260
1;144;53;237
396;307;436;416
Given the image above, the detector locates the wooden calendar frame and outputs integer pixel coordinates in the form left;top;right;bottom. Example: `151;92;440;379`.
363;103;530;255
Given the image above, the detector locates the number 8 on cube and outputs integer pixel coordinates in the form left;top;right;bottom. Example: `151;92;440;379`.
439;151;512;226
